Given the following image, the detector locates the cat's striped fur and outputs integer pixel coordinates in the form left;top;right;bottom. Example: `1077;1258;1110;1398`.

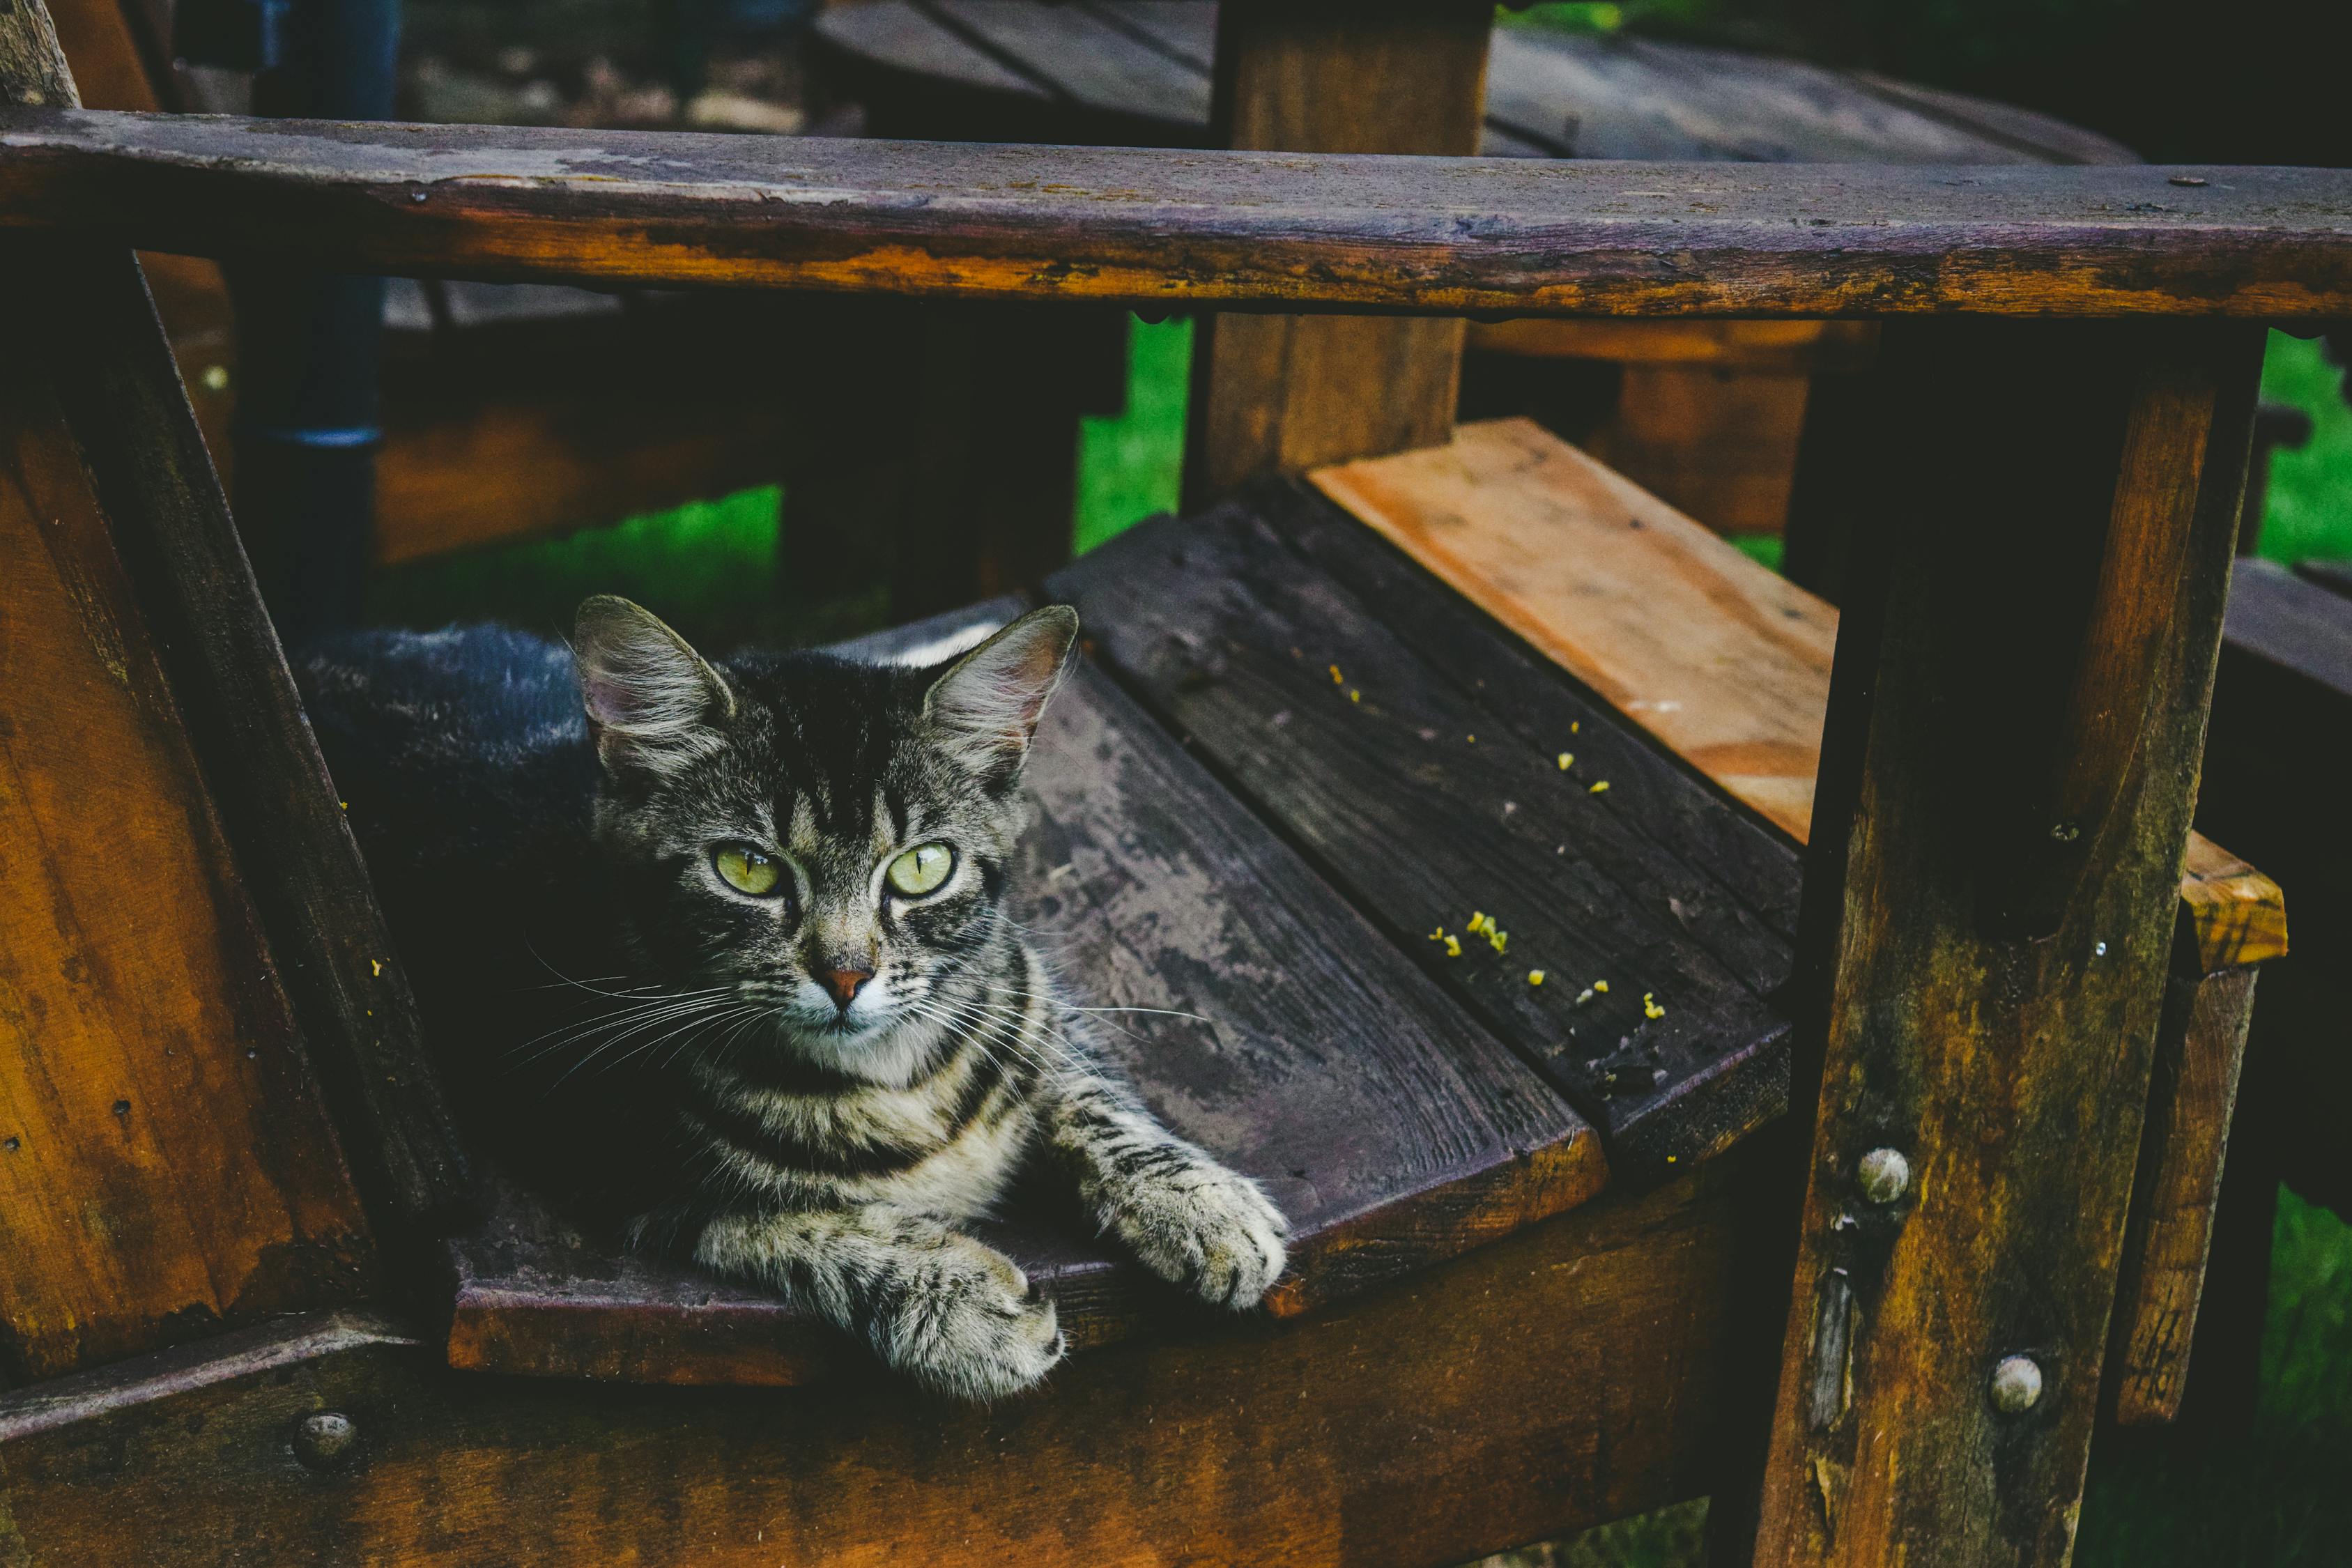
295;601;1285;1401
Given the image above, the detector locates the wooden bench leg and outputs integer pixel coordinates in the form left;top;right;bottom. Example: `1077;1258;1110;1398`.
1722;320;2263;1566
1182;0;1489;503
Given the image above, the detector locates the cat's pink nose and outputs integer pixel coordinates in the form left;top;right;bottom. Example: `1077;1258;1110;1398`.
820;967;873;1008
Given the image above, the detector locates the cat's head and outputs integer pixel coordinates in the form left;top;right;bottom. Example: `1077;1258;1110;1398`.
571;596;1077;1083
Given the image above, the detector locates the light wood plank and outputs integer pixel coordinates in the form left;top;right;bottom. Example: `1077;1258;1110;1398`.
1310;417;2286;962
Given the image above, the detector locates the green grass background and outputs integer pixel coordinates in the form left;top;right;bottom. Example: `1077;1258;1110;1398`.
367;318;2351;1565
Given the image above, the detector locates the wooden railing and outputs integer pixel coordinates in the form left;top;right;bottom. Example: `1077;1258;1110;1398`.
3;108;2352;315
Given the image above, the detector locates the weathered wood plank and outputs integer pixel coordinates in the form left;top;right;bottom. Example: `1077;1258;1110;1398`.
436;647;1602;1385
1183;0;1488;500
6;1161;1744;1568
4;110;2350;316
2109;959;2259;1424
0;280;376;1383
1309;418;2285;974
931;0;1211;127
1054;492;1795;1181
1735;318;2263;1567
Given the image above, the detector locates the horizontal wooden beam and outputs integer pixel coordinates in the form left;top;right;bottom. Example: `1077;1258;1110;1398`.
3;109;2352;316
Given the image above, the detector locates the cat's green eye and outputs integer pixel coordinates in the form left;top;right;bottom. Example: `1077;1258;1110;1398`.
714;844;783;898
886;843;954;898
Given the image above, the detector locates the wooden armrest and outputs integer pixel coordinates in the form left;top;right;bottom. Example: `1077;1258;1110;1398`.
5;109;2352;315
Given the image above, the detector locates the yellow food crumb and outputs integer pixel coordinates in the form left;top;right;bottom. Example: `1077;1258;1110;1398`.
371;959;383;977
1467;735;1476;744
1330;664;1344;684
1528;970;1546;986
1443;934;1463;958
1467;911;1487;933
1348;689;1361;703
1589;781;1611;794
1571;721;1580;733
1643;992;1666;1020
1594;980;1610;994
1557;753;1573;770
1666;1154;1678;1165
339;800;348;810
1488;928;1508;953
1428;925;1447;942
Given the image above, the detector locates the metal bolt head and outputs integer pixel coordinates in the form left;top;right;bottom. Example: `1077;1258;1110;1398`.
293;1411;360;1472
1857;1146;1911;1206
1990;1355;2044;1414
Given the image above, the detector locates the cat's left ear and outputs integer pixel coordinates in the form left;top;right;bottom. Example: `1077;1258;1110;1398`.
923;606;1078;780
573;595;736;777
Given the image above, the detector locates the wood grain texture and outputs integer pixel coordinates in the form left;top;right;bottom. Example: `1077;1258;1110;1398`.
1309;418;2284;975
1184;0;1488;500
0;291;374;1384
2;3;469;1229
2109;961;2259;1424
1739;319;2263;1567
1315;419;1836;841
6;1162;1744;1568
1465;318;1880;374
1054;489;1796;1182
6;110;2349;316
445;654;1603;1385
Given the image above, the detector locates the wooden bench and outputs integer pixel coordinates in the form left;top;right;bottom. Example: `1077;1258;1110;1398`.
4;0;2349;1558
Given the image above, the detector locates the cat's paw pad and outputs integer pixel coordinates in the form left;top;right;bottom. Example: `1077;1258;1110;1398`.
1109;1161;1289;1309
872;1240;1064;1402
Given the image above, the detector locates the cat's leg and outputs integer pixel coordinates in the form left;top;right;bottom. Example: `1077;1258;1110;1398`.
1043;1068;1289;1309
693;1204;1064;1399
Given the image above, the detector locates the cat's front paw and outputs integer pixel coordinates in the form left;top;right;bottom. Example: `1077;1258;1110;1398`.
1107;1159;1290;1309
870;1238;1065;1401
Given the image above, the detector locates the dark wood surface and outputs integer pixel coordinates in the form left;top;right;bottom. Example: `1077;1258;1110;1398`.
1731;320;2263;1566
445;627;1605;1385
5;110;2351;316
3;1163;1743;1567
1053;486;1798;1183
1183;0;1487;500
2108;960;2259;1425
815;1;2134;165
2298;557;2352;602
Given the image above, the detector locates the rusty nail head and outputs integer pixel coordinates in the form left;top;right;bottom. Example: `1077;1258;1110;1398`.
1990;1355;2044;1414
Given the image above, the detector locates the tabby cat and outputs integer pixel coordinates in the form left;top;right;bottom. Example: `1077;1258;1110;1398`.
295;598;1286;1399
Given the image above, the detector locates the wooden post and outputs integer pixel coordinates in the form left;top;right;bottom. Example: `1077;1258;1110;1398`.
1183;0;1491;504
1730;320;2263;1565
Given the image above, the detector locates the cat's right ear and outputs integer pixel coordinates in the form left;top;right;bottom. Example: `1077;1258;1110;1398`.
572;596;735;778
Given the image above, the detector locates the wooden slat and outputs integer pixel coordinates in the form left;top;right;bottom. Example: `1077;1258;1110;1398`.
6;1162;1742;1568
0;281;377;1383
6;110;2352;316
1183;0;1489;500
1465;318;1881;374
814;0;1050;100
930;0;1211;126
1310;418;2286;970
417;640;1601;1385
1055;493;1797;1181
1737;318;2263;1567
2109;960;2259;1424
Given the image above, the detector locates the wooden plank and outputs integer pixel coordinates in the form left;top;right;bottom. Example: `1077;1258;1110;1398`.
2109;959;2259;1424
1316;419;1834;840
930;0;1210;126
1054;493;1796;1181
1184;0;1489;501
1733;318;2263;1567
6;1162;1743;1567
399;646;1601;1385
0;278;377;1383
4;1;468;1230
6;110;2352;316
1310;417;2286;973
2298;557;2352;601
813;0;1050;100
1845;69;2140;166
